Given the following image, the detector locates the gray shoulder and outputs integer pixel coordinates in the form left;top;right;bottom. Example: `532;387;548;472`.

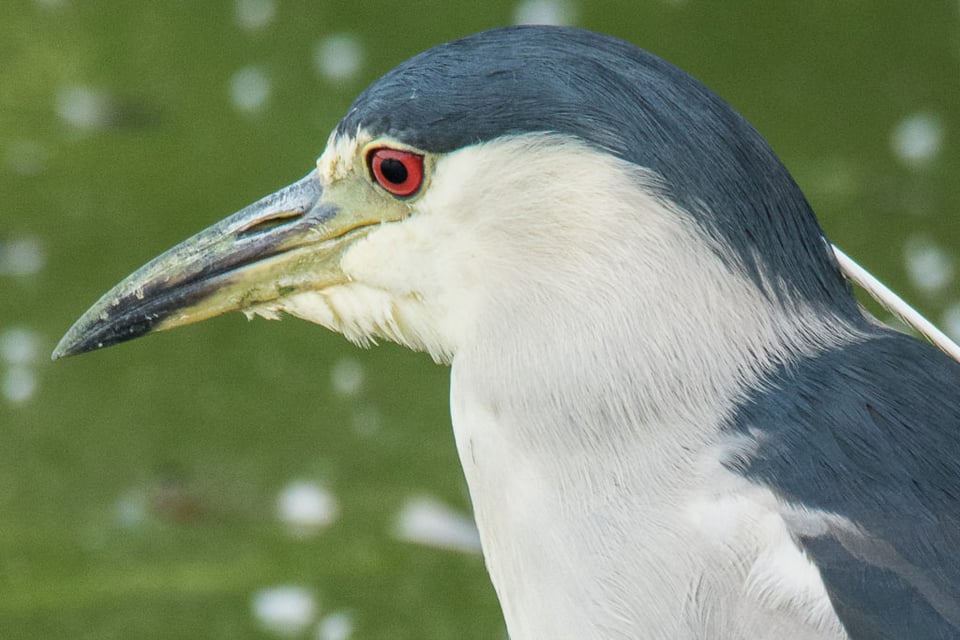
727;328;960;639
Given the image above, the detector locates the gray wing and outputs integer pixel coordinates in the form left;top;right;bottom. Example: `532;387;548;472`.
727;328;960;639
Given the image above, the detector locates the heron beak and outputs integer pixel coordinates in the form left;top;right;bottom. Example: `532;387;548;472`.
53;169;374;359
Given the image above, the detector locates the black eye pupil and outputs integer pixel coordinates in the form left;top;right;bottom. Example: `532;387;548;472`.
380;158;408;184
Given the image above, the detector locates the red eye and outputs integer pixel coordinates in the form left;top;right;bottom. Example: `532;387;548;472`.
368;148;424;197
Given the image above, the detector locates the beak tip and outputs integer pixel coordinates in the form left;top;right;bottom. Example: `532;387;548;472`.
51;306;153;361
51;326;95;361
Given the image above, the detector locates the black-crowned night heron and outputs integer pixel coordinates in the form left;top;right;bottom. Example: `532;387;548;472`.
54;26;960;640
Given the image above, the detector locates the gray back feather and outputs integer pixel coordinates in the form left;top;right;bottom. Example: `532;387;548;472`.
728;329;960;639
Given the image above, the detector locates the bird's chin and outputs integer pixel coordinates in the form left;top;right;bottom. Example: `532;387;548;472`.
255;286;396;346
258;286;455;364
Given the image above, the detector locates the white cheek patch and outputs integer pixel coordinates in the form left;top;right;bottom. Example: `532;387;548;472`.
340;225;422;296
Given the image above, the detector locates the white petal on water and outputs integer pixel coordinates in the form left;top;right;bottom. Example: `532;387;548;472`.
903;235;955;295
392;495;482;554
331;357;364;397
2;366;37;404
314;34;364;82
350;405;381;436
56;85;113;130
277;480;339;536
4;140;50;177
513;0;578;26
0;236;46;277
891;112;944;168
942;302;960;342
803;157;861;200
235;0;276;30
0;327;41;365
115;491;148;529
229;65;272;113
252;586;318;637
316;611;354;640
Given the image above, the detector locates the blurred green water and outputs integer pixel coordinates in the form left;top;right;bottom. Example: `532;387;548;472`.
1;1;959;638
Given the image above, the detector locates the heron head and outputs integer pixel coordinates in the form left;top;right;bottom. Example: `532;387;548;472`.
54;26;857;366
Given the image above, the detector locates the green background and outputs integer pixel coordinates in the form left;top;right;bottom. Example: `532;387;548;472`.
2;1;959;638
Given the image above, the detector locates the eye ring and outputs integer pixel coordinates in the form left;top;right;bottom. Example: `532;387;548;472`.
368;148;424;198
